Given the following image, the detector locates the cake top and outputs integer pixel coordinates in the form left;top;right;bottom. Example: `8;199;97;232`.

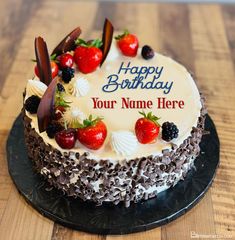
24;19;201;162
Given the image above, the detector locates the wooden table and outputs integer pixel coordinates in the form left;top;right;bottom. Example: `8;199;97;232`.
0;1;235;239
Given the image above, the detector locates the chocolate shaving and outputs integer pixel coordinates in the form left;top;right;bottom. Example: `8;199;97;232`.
35;37;52;86
100;18;114;66
23;96;207;207
51;27;81;56
37;77;57;132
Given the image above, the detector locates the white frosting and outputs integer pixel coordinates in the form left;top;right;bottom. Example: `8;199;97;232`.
111;131;138;156
26;79;47;98
105;42;120;62
26;42;202;162
62;106;86;128
68;77;90;97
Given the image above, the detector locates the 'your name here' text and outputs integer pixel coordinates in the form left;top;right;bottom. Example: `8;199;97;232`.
92;97;184;109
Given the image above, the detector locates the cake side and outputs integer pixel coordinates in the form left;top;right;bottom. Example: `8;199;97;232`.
22;97;206;207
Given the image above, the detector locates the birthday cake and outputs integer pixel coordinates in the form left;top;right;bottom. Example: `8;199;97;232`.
22;19;206;207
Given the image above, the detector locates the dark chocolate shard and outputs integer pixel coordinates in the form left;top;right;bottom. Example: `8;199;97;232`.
35;37;52;86
51;27;82;56
37;77;58;132
100;18;114;66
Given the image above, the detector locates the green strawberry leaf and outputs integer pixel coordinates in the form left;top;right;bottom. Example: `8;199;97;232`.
55;92;71;108
75;38;87;47
75;38;103;48
50;53;57;61
139;111;161;126
90;39;103;48
115;29;129;40
78;115;103;128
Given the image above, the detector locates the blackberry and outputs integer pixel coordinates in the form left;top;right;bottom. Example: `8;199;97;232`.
24;95;41;114
141;45;155;60
61;67;75;83
162;122;179;142
46;123;63;139
57;83;65;92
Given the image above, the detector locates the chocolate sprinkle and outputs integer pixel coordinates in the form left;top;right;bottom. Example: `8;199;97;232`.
22;97;206;207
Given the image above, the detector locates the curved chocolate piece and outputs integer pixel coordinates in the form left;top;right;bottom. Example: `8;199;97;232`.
35;37;52;86
37;77;57;132
51;27;82;56
100;18;114;66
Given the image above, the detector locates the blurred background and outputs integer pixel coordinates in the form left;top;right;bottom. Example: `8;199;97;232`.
0;0;235;89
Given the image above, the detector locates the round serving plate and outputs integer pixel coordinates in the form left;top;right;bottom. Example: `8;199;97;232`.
6;114;219;235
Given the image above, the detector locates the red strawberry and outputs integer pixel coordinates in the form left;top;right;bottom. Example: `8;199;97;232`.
55;129;76;149
59;53;74;68
34;61;59;79
77;115;107;150
115;30;139;57
74;39;103;74
135;112;160;144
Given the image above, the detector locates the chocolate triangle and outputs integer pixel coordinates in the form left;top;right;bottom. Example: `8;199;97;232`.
51;27;82;56
35;37;52;86
37;77;58;132
100;18;114;66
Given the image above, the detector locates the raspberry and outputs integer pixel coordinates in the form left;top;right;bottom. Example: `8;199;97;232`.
46;123;64;139
141;45;154;60
61;67;75;83
24;95;41;114
162;122;179;142
57;83;65;92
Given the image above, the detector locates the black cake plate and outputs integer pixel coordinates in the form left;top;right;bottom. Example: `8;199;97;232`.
6;114;219;235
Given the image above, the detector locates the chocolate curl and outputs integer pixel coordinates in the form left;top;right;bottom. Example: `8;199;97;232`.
51;27;82;56
37;77;58;132
35;37;52;86
100;18;114;66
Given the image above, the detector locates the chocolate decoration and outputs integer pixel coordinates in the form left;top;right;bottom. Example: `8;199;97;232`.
100;18;114;66
37;77;57;132
8;112;219;234
22;97;208;206
51;27;81;56
35;37;52;86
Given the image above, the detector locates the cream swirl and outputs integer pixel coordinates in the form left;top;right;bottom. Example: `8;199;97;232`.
62;106;86;128
111;131;138;156
26;79;47;98
68;77;90;97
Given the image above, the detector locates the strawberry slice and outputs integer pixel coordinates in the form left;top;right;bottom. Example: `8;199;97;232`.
74;39;103;74
135;111;160;144
77;115;107;150
115;30;139;57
